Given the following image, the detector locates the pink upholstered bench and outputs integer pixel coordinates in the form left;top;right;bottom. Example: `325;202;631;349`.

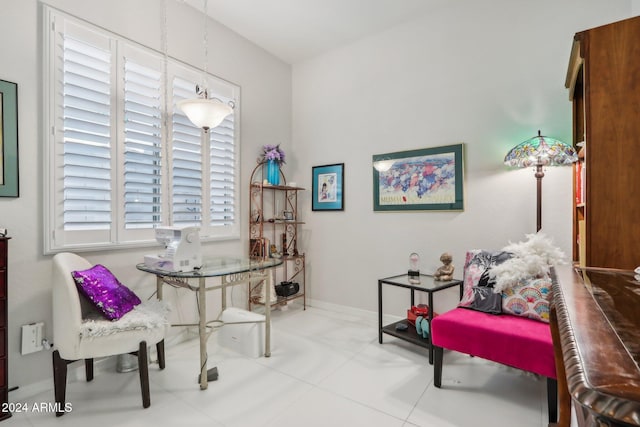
431;307;557;423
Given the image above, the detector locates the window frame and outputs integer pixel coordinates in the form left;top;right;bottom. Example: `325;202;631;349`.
42;5;241;254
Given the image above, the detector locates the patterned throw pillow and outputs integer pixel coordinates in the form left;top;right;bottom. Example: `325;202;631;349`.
72;264;141;321
458;250;512;313
459;250;483;307
501;276;552;323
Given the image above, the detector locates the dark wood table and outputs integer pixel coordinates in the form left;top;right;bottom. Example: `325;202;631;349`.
552;265;640;427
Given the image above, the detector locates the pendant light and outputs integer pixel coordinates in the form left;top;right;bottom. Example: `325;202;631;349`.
177;0;233;133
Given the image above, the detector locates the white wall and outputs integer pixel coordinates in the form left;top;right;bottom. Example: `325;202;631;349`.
291;0;633;316
0;0;291;389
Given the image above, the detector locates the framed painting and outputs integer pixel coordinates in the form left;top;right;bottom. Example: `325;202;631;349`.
372;144;464;211
312;163;344;211
0;80;18;197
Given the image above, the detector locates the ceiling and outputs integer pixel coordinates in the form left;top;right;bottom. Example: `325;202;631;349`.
183;0;449;64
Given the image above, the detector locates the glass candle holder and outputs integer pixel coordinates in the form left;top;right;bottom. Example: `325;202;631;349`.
408;252;420;283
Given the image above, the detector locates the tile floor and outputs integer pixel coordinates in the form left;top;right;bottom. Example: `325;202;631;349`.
4;303;549;426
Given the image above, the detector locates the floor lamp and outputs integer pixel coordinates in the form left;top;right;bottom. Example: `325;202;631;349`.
504;131;578;232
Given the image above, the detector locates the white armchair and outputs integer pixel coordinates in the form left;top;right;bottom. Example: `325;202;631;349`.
52;252;167;416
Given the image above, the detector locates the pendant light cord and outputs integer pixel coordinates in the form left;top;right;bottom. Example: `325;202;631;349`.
202;0;209;96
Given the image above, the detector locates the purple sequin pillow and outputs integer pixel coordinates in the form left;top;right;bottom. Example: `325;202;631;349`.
72;264;141;321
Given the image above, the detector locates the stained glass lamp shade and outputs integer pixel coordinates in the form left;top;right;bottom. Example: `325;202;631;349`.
504;131;578;168
504;131;578;231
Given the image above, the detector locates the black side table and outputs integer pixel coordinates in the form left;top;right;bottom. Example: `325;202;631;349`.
378;273;463;365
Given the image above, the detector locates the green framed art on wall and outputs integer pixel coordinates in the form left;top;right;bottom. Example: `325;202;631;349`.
0;80;18;197
372;144;464;211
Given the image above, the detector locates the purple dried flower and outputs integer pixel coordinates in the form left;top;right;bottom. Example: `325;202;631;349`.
261;144;286;165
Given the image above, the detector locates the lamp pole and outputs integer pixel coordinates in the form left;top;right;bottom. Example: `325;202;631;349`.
535;162;544;232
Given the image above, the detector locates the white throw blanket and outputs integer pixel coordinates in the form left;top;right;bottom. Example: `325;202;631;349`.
80;299;170;339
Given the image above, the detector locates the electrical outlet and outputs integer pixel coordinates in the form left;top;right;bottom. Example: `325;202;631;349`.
21;322;44;355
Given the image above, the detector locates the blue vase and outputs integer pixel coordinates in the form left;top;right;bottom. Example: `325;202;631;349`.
266;160;280;185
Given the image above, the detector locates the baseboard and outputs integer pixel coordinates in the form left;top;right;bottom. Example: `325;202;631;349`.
306;298;402;324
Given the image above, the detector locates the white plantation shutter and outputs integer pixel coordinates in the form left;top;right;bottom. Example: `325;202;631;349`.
123;58;163;230
169;66;239;234
44;6;240;253
62;35;112;231
171;76;204;226
210;110;236;226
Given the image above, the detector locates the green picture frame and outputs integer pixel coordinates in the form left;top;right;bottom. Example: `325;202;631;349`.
0;80;18;197
372;144;464;211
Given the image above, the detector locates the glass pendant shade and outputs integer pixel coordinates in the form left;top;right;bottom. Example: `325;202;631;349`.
504;131;577;168
178;98;232;132
373;159;394;172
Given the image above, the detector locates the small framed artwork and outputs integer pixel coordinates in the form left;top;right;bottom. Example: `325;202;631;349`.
372;144;464;211
312;163;344;211
0;80;18;197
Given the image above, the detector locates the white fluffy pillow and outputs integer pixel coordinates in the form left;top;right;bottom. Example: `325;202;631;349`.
489;233;566;292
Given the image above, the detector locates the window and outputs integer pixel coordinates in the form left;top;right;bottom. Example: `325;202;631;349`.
43;6;240;253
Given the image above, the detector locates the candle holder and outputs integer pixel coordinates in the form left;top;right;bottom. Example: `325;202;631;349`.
408;252;420;284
